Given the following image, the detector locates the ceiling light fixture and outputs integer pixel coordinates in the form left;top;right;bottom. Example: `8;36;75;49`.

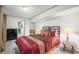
22;6;29;12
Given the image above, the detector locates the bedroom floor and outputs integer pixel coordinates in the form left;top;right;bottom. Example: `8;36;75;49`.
0;40;75;54
0;40;18;54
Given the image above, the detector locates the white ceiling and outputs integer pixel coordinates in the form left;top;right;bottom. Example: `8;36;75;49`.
2;5;54;19
2;5;79;22
31;5;79;22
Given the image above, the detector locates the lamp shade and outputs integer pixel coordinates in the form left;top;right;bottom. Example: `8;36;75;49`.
63;27;73;34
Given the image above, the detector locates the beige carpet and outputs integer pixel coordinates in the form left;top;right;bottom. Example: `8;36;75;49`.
0;40;18;54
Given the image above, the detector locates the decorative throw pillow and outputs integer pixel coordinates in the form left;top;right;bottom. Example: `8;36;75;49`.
44;30;49;37
48;31;52;37
51;30;55;37
40;30;45;37
40;28;55;37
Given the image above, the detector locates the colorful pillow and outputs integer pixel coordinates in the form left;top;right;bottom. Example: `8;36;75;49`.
44;30;49;37
51;30;55;37
40;30;52;37
40;30;45;37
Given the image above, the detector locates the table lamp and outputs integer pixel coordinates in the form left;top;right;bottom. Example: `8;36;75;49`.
64;27;73;41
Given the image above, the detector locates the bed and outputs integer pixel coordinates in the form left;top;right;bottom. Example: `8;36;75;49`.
16;26;60;54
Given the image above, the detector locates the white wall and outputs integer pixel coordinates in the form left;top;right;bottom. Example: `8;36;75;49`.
35;12;79;34
24;19;30;36
30;22;35;29
7;16;30;36
7;16;22;29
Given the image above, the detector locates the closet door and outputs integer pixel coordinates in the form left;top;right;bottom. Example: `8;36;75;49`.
0;6;5;51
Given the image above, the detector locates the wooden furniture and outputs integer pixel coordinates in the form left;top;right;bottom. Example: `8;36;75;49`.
7;29;17;41
0;6;7;52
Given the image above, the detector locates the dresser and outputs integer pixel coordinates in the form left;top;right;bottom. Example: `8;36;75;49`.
7;29;17;40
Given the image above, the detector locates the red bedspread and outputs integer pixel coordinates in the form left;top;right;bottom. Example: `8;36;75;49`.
16;36;60;54
16;36;40;54
52;37;60;47
31;35;52;52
